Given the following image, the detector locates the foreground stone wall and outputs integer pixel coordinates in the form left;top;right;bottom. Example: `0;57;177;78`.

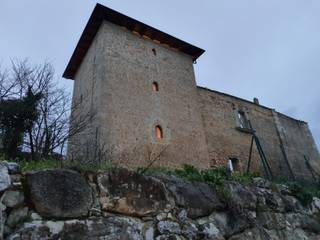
1;162;320;240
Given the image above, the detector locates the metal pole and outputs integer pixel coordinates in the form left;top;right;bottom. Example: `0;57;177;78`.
247;136;254;173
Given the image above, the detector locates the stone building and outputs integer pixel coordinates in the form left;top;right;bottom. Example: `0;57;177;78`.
64;4;319;180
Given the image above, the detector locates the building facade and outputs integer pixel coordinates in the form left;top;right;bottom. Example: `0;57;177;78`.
64;4;319;180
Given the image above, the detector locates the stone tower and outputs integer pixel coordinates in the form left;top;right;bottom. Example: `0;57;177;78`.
64;4;319;181
64;4;210;168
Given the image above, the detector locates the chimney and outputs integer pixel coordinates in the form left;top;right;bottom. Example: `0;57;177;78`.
253;97;259;105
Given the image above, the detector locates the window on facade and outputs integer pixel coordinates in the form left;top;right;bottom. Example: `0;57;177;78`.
152;82;159;92
155;125;163;140
152;48;157;56
228;158;240;172
237;110;250;129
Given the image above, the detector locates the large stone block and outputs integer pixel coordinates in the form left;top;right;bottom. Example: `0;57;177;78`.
26;169;92;218
223;182;257;210
98;168;173;217
160;176;225;219
0;163;11;192
3;190;24;208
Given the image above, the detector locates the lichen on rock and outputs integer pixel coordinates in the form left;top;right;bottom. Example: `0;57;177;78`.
0;162;319;240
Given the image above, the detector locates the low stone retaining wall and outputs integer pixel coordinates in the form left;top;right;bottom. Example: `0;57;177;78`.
0;162;320;240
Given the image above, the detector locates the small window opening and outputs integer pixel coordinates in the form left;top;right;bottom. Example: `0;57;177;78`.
237;110;250;129
152;82;159;92
155;125;163;140
228;158;240;172
80;94;83;103
152;48;157;56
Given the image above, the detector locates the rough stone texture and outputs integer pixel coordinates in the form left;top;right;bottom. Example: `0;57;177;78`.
3;191;24;208
275;111;320;180
66;18;105;165
98;168;173;217
25;169;92;218
311;197;320;214
199;222;224;240
223;181;257;210
157;221;181;235
198;87;320;180
160;175;224;218
6;207;28;228
66;10;320;181
0;163;11;192
8;217;145;240
155;235;184;240
2;167;320;240
68;19;211;169
1;161;20;174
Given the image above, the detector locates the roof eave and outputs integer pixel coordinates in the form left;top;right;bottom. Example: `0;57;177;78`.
63;3;205;80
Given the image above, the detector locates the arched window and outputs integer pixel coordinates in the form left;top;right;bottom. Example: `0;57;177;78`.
155;125;163;140
152;82;159;92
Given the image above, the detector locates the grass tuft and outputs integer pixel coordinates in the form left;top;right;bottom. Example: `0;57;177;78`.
140;164;260;186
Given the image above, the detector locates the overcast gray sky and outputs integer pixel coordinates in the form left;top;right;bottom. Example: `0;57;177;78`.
0;0;319;149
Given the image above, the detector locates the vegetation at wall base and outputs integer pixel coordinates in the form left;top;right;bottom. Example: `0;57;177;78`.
2;154;319;207
7;158;114;173
139;164;320;206
139;164;260;186
285;181;320;206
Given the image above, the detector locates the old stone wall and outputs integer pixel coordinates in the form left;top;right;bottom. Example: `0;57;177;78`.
68;23;107;164
1;162;320;240
275;112;320;180
96;21;209;168
197;87;319;180
67;18;319;180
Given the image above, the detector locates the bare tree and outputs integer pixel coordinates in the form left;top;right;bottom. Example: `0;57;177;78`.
19;61;94;159
30;88;94;158
0;59;93;160
138;144;169;174
0;66;14;100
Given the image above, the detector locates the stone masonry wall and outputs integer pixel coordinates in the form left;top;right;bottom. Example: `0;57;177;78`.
1;162;320;240
275;112;320;180
67;23;107;164
197;87;320;180
96;21;210;168
67;18;319;180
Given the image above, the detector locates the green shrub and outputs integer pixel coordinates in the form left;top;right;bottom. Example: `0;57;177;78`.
174;165;206;182
137;166;172;176
139;164;260;186
166;164;259;186
66;162;115;172
18;159;61;172
10;158;114;173
286;181;320;207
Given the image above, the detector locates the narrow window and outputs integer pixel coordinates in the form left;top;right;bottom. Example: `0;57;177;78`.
237;110;250;129
152;48;157;56
155;125;163;140
228;158;240;172
152;82;159;92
